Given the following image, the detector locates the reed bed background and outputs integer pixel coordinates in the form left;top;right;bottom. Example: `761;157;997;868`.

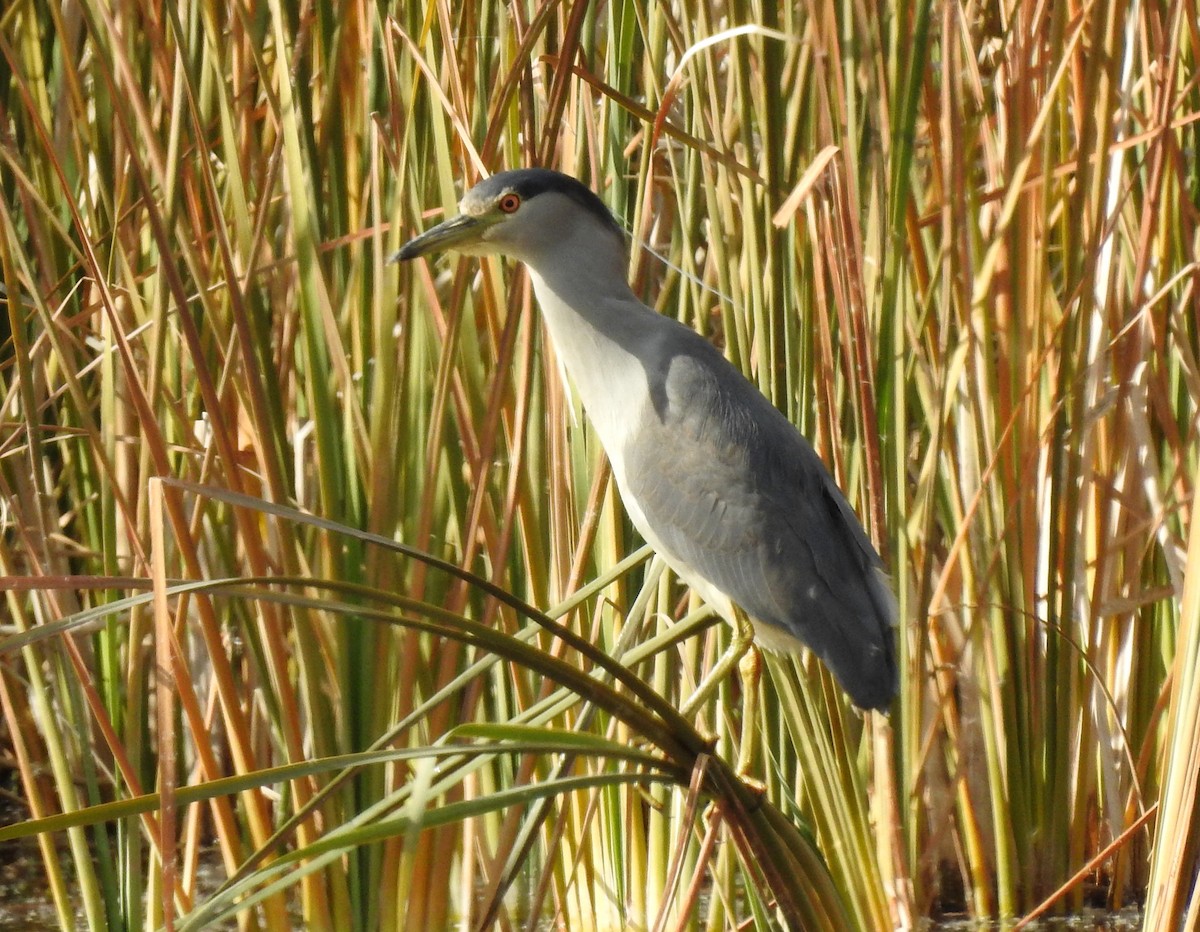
1;1;1197;929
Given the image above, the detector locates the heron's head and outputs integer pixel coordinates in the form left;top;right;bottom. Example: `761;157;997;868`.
392;168;625;268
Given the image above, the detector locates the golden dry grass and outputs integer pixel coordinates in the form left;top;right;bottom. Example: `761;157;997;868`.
1;2;1197;929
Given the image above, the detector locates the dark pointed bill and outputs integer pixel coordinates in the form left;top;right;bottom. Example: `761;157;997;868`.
389;213;486;263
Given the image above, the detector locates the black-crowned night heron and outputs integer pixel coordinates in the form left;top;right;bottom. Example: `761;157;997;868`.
394;168;897;712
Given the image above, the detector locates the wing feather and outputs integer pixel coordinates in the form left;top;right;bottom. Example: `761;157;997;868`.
618;328;897;710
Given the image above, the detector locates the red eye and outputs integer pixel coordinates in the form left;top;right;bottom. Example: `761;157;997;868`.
498;192;521;213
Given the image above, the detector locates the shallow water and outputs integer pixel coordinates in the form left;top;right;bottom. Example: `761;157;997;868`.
928;910;1141;931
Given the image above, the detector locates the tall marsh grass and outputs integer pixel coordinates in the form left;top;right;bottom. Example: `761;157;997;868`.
1;1;1197;929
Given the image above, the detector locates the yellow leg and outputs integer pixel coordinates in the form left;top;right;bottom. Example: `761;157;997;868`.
681;607;756;718
735;643;762;778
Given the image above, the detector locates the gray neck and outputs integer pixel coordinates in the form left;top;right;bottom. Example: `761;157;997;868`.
523;248;659;453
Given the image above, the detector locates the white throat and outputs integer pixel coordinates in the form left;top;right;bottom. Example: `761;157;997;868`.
526;267;654;455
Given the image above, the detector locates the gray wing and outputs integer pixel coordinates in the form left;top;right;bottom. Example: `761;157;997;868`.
621;327;897;710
